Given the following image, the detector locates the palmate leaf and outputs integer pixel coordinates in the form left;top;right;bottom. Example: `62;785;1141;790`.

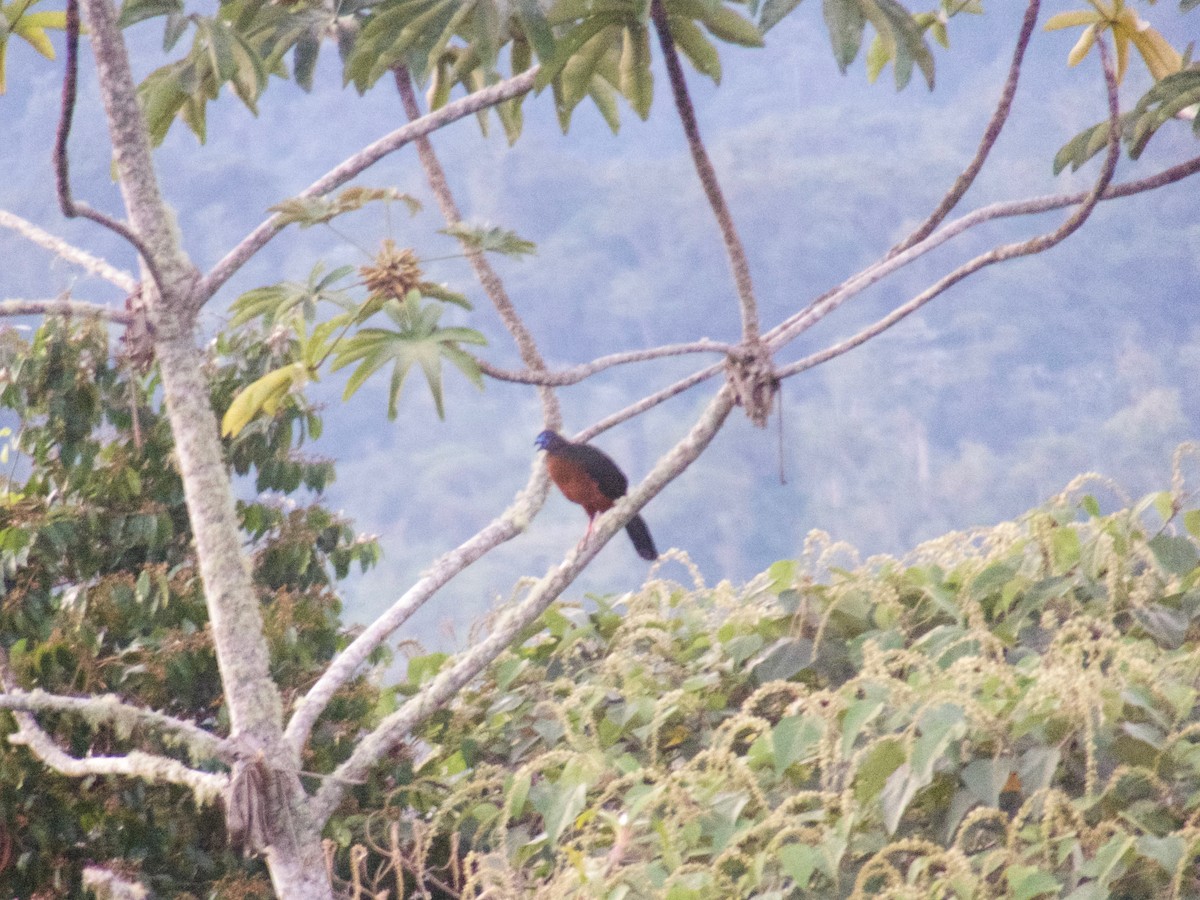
441;222;537;257
269;187;421;229
540;0;760;131
331;300;485;420
229;264;356;327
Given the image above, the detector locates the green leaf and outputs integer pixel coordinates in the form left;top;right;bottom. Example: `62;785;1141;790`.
331;305;486;420
118;0;183;28
535;10;628;91
911;703;965;781
668;15;721;82
672;0;763;47
618;22;653;119
771;714;823;773
441;222;537;257
1185;508;1200;540
759;0;806;34
514;0;556;60
1006;865;1061;900
1053;113;1134;174
269;187;421;229
1149;534;1199;576
1129;69;1200;159
822;0;865;71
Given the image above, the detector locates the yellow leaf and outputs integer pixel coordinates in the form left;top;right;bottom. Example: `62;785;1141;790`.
220;363;307;437
1112;25;1131;82
13;25;54;59
1044;10;1101;31
1067;24;1098;68
1130;27;1183;81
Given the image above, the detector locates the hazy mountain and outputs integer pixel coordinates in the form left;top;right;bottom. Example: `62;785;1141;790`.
2;6;1197;648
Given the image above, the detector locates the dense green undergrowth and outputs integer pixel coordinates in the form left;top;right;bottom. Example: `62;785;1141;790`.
347;452;1200;899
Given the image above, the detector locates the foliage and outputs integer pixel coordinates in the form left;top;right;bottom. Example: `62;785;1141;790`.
113;0;996;145
219;232;489;437
0;0;65;94
1049;1;1200;172
335;460;1200;898
0;320;384;896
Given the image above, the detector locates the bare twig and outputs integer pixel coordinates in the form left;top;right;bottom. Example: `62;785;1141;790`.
196;68;540;309
777;38;1123;381
887;0;1042;257
56;0;163;292
0;688;234;762
475;340;736;386
0;211;137;291
311;386;737;820
579;362;724;442
0;297;133;323
649;0;759;342
393;66;561;429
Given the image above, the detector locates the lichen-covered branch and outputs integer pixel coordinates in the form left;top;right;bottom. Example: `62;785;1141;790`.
7;733;227;801
649;0;759;343
0;688;234;762
310;385;737;821
197;68;540;308
0;210;137;291
0;298;132;323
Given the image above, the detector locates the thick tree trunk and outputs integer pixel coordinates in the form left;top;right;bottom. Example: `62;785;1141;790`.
79;0;334;893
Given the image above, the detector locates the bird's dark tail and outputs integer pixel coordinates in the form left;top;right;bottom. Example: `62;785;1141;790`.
626;515;658;561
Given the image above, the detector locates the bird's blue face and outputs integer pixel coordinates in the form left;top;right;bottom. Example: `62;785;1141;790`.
534;430;556;450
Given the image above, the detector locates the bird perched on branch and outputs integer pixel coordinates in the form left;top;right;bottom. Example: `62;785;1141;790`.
534;430;658;561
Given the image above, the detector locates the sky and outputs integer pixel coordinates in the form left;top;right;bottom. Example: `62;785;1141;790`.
1;3;1198;649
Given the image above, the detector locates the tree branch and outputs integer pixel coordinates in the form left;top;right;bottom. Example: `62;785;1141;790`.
310;386;737;822
0;297;132;323
580;362;724;442
7;733;228;800
57;0;164;292
764;152;1200;353
0;210;137;291
475;340;736;386
777;37;1123;381
0;651;227;801
285;464;550;751
0;688;234;763
887;0;1042;258
393;66;561;429
649;0;759;342
196;68;540;309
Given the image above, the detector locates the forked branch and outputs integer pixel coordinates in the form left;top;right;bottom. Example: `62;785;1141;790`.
310;385;737;821
57;0;163;291
887;0;1042;257
394;66;561;429
777;38;1122;377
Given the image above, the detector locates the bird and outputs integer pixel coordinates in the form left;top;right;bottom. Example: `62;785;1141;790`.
534;430;658;560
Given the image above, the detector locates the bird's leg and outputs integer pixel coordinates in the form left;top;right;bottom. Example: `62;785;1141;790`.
577;513;597;551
